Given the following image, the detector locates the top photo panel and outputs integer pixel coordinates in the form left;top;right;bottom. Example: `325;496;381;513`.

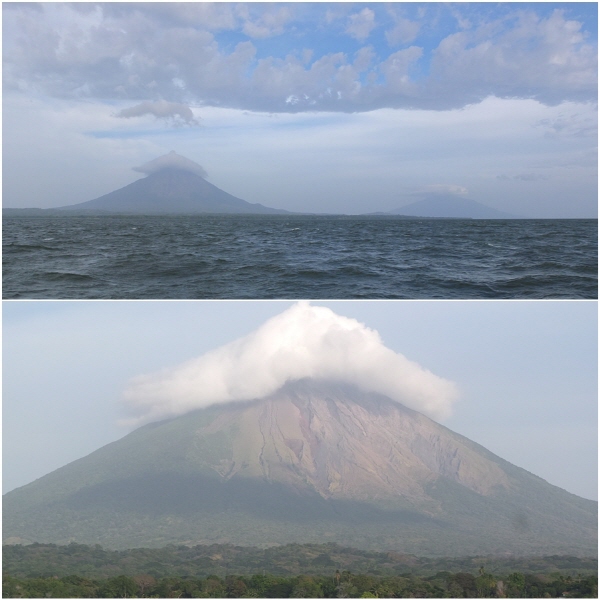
3;2;597;300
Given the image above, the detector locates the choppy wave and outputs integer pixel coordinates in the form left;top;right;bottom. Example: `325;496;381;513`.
2;215;597;299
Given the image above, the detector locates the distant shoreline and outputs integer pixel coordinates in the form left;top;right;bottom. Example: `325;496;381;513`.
3;208;596;220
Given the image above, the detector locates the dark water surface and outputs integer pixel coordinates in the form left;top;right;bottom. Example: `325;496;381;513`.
3;215;597;299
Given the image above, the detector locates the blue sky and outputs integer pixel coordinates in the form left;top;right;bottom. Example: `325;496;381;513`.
2;2;597;215
3;300;597;501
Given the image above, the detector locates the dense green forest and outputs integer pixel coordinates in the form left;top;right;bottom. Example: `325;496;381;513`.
4;543;597;580
3;543;597;598
3;570;597;598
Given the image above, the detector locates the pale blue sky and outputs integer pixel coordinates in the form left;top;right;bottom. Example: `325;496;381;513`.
3;300;597;500
3;2;597;215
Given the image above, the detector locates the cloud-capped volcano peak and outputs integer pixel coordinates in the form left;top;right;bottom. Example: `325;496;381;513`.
122;302;459;427
133;151;208;178
56;150;287;214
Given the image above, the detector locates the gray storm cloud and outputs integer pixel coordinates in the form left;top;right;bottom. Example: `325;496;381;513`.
116;101;199;126
133;151;208;178
122;303;459;427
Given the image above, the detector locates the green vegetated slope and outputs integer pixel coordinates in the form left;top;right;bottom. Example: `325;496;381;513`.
3;381;597;556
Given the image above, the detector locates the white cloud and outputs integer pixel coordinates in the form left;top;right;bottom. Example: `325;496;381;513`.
132;150;207;178
428;9;597;107
379;47;423;95
122;302;459;427
535;112;598;139
133;3;237;31
2;4;595;112
513;173;548;181
496;173;548;182
237;4;295;39
345;8;377;42
116;100;199;126
385;18;421;47
413;184;469;196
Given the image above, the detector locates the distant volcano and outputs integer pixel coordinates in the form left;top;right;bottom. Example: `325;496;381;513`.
58;151;288;215
389;194;516;219
3;379;596;555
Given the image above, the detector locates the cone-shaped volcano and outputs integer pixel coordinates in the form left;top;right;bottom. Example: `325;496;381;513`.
390;194;515;218
58;152;288;214
3;380;596;555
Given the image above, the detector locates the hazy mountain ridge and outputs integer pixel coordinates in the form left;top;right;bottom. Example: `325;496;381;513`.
54;168;288;215
389;195;517;219
3;380;596;555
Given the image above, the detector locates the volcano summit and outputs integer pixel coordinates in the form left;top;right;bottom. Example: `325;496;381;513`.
3;304;596;556
3;378;596;556
57;151;287;214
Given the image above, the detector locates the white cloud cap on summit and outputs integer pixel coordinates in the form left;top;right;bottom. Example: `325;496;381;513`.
133;151;208;178
414;184;469;196
122;302;459;427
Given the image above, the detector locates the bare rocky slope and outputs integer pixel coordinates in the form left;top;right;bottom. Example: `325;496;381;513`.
3;380;596;555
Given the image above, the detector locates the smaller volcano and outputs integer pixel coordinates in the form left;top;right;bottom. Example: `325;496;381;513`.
58;152;288;215
390;194;515;219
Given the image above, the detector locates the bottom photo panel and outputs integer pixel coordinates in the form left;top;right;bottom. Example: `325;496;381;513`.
3;300;598;598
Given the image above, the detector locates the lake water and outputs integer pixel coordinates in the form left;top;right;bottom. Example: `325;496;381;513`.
2;215;597;299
